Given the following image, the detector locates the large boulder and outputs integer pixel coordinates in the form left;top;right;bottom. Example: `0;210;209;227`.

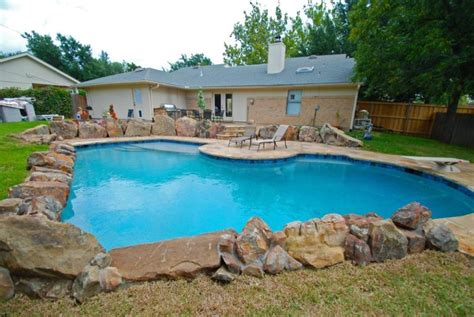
298;126;321;142
320;123;363;147
49;142;76;157
258;125;277;139
344;213;383;242
400;229;426;254
263;245;303;274
197;119;215;138
0;267;14;301
284;126;299;141
73;265;101;303
221;252;242;274
14;277;72;299
425;223;458;252
79;121;107;139
284;214;349;269
368;220;408;262
344;234;371;266
391;202;432;230
212;266;235;283
0;198;22;216
210;122;225;138
22;125;50;135
49;121;78;139
14;133;57;145
235;217;272;264
9;181;70;206
99;266;122;292
0;216;104;279
27;171;72;184
175;117;197;137
27;151;74;174
18;196;63;221
241;263;264;278
104;119;123;138
152;115;176;136
124;119;152;137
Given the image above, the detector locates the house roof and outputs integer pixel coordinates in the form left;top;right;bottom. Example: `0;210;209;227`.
0;53;80;84
75;54;356;89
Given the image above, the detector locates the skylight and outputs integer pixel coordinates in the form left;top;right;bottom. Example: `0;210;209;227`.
296;66;314;74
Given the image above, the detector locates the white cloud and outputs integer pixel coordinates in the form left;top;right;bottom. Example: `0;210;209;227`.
0;0;310;69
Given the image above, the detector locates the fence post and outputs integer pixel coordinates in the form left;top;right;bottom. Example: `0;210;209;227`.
402;103;412;133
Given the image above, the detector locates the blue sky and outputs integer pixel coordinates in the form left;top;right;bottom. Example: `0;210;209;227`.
0;0;313;69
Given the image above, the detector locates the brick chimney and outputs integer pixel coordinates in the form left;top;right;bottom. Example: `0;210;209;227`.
267;36;286;74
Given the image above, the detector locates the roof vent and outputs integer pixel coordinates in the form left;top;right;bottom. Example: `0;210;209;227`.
296;66;314;74
134;68;144;72
192;65;199;69
308;55;318;59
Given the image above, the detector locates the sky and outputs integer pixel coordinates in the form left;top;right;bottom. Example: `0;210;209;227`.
0;0;313;69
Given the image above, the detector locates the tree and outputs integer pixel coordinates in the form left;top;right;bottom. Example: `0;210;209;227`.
197;89;206;111
350;0;474;142
22;31;140;81
223;2;299;65
167;53;212;72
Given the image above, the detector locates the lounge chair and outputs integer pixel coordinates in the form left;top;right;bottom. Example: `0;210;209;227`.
228;126;256;148
249;125;288;151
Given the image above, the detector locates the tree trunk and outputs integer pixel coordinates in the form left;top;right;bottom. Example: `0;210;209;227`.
439;82;462;143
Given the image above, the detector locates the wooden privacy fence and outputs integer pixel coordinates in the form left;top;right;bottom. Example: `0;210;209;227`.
356;101;474;136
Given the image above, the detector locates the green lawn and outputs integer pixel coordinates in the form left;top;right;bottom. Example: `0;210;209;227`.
349;131;474;162
1;251;472;316
0;121;48;199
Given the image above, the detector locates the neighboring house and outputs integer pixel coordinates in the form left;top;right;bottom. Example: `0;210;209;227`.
76;40;361;129
0;53;79;89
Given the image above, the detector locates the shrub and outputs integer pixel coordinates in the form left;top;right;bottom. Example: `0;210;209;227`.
0;87;73;117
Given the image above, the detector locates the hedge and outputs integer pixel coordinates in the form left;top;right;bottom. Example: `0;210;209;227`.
0;87;73;118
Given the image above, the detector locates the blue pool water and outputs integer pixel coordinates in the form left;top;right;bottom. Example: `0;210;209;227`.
63;141;474;250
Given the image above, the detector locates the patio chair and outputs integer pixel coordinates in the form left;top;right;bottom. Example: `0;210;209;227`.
249;125;288;151
203;109;212;120
228;126;257;148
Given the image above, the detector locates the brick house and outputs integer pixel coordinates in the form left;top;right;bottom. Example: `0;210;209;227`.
75;40;361;129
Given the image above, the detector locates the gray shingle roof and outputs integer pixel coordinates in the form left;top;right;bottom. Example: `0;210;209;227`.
75;54;355;89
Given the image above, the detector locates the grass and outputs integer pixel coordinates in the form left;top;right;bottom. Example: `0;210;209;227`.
348;131;474;162
1;251;473;316
0;121;48;199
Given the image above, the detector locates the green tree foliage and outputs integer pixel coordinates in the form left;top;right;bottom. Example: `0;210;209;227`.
167;53;212;72
350;0;474;141
0;87;74;117
22;31;140;81
197;89;206;111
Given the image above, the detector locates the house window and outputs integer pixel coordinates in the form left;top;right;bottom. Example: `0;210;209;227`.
127;109;134;118
138;110;143;118
133;89;142;106
287;90;302;115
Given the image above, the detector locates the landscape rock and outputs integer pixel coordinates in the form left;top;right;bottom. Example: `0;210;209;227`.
18;196;63;221
284;125;299;141
99;266;122;291
0;267;14;301
31;166;72;177
242;263;264;278
391;202;432;230
263;245;303;274
284;215;349;269
344;234;372;266
221;252;242;274
109;230;235;281
22;124;50;135
105;119;123;138
72;265;101;303
27;171;72;184
320;123;363;147
369;220;408;262
175;117;197;137
344;213;383;242
0;198;22;216
235;217;272;264
27;151;73;173
210;122;225;138
79;121;107;139
270;231;287;249
124;119;152;137
425;223;458;252
50;142;75;154
212;266;235;283
49;121;78;139
119;119;127;133
197;119;215;138
14;133;57;145
0;216;104;279
298;126;321;142
9;181;70;206
400;229;426;254
152;114;176;136
90;252;112;269
15;277;72;299
218;233;236;254
258;125;277;139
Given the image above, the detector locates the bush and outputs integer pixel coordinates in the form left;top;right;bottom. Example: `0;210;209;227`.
0;87;73;117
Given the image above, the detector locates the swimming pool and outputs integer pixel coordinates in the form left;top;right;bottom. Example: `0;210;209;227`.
63;141;474;250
